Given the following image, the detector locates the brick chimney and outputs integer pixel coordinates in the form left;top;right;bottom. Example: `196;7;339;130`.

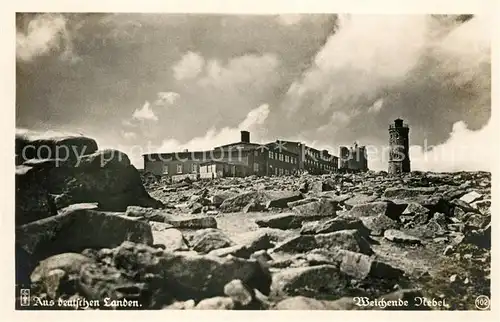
241;131;250;143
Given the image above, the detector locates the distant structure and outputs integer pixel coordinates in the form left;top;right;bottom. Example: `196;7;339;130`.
388;118;410;174
339;142;368;173
143;131;339;178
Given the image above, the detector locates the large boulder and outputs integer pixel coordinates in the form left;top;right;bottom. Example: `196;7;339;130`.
273;230;372;255
300;216;368;235
16;147;163;225
344;194;378;209
292;199;338;218
15;129;98;165
255;213;309;230
190;229;234;254
270;265;348;298
126;206;217;229
348;201;406;220
108;242;272;302
16;207;153;260
265;191;303;209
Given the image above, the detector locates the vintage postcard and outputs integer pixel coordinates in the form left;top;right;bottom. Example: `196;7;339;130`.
6;0;497;317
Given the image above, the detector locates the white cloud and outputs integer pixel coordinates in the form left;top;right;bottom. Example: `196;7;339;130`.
154;91;180;106
172;51;205;80
132;101;158;121
281;14;437;120
17;13;77;62
122;131;137;140
156;104;271;153
198;54;279;89
410;119;494;172
368;98;384;113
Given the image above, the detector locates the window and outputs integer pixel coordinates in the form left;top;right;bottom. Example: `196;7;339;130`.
279;154;283;161
275;167;278;176
254;150;258;157
253;163;259;172
279;168;283;176
162;164;169;174
285;155;289;163
285;169;289;175
176;164;183;174
191;164;198;173
269;151;274;159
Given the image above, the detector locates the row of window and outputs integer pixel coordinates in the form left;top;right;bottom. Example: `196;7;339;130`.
305;159;337;171
162;161;336;175
273;167;291;176
268;151;297;164
163;163;198;174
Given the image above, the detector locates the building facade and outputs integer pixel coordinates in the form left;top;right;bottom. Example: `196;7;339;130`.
143;131;341;177
388;118;411;174
339;143;369;172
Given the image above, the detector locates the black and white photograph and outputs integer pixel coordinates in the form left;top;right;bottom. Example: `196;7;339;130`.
11;1;495;313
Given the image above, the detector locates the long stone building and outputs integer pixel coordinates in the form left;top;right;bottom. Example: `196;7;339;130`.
143;131;342;178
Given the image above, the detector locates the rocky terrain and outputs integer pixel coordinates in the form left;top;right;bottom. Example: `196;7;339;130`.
15;132;491;310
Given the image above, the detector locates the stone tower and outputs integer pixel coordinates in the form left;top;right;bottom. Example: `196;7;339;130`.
388;118;410;174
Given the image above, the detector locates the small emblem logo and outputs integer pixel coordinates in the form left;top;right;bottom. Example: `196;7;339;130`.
20;289;30;307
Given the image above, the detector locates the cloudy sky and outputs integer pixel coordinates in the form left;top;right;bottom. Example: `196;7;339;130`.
16;13;492;171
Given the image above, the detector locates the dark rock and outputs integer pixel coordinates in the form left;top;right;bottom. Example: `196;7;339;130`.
15;130;98;165
270;265;348;298
382;187;436;203
383;229;422;245
360;213;398;236
272;235;318;253
209;232;273;258
344;194;378;209
300;216;368;235
16;165;56;225
126;206;217;229
265;191;303;209
287;198;317;208
16;207;153;260
242;200;263;213
274;229;372;255
314;230;373;255
110;242;272;300
348;202;406;221
255;213;308;230
292;199;338;218
190;229;234;254
220;191;263;213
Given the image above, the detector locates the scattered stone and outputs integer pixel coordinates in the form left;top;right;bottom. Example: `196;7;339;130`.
348;202;406;220
16;208;153;259
270;265;348;298
224;279;253;306
344;194;378;209
265;191;303;209
151;225;188;251
460;191;483;204
292;199;338;218
255;213;307;230
443;245;454;256
383;229;422;245
190;229;234;254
